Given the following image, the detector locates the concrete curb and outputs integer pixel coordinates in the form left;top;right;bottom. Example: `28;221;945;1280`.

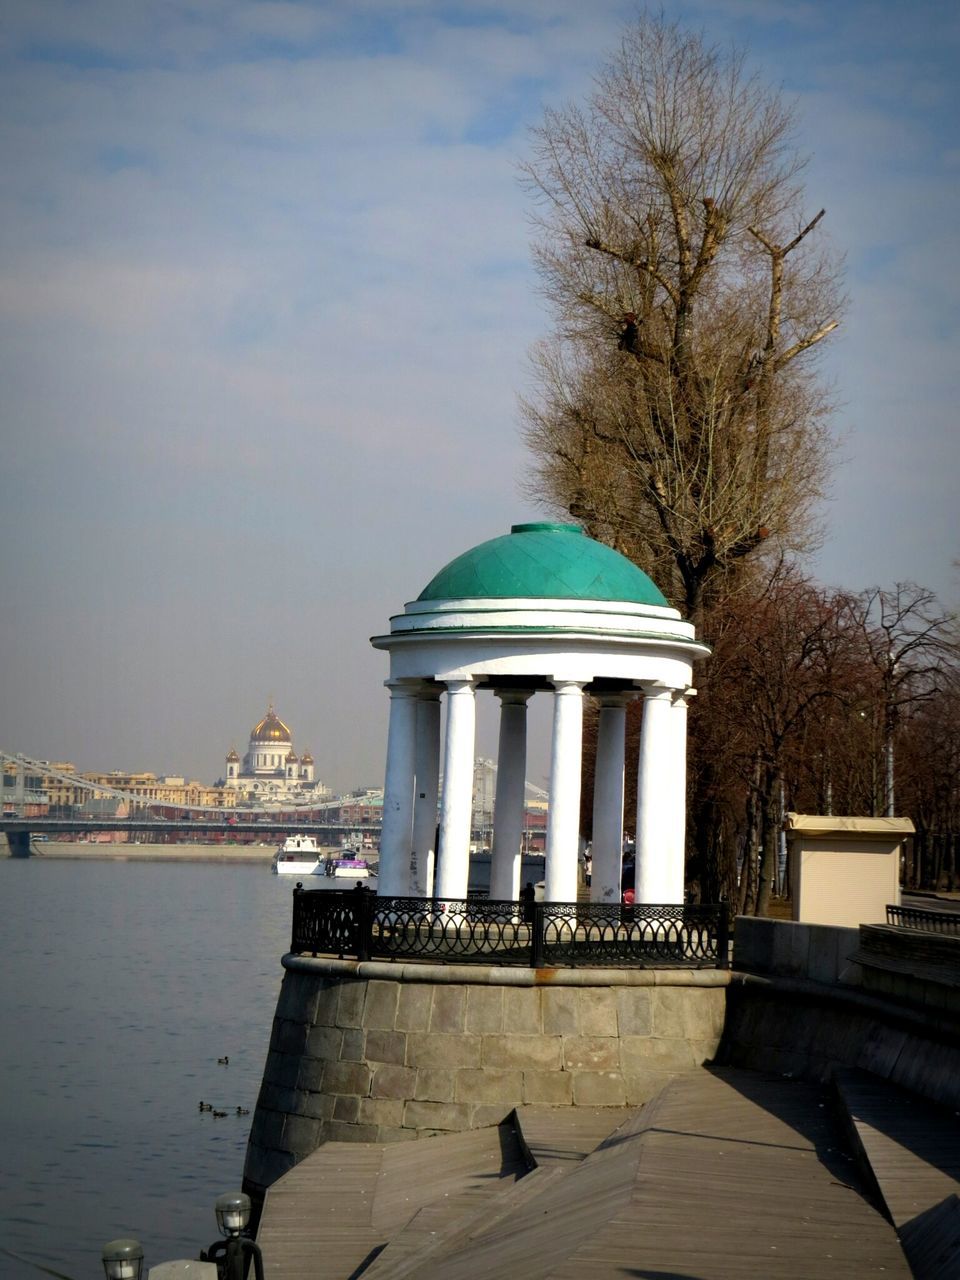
281;953;733;987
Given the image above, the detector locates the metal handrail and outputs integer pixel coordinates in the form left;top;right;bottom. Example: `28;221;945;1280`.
291;889;729;969
885;903;960;935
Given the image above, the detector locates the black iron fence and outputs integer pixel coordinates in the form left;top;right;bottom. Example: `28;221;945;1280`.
291;888;729;969
886;903;960;935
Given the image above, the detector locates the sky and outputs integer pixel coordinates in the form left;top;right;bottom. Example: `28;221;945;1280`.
1;0;957;792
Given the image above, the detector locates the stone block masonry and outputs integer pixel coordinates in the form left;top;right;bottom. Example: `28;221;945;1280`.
717;916;960;1113
243;957;730;1198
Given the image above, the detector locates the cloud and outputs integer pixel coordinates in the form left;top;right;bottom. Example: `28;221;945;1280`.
0;0;957;787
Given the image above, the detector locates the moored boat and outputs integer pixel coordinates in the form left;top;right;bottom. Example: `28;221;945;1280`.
326;855;372;879
273;834;324;875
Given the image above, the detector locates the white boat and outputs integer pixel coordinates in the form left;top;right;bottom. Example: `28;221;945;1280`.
328;856;372;879
273;834;324;876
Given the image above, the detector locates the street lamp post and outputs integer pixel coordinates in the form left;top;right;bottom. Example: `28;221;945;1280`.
202;1192;265;1280
102;1239;144;1280
104;1191;263;1280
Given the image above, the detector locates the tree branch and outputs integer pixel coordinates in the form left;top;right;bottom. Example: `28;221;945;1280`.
775;319;840;369
584;237;680;306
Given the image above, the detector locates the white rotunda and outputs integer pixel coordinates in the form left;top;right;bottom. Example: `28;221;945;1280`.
371;522;709;905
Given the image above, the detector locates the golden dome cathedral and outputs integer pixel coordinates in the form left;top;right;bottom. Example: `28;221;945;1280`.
250;706;292;744
224;704;320;800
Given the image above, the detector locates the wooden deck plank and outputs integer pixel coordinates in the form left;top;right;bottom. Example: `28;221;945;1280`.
513;1105;627;1167
436;1068;909;1279
360;1177;555;1280
361;1109;630;1280
835;1067;960;1279
256;1067;916;1278
256;1121;532;1280
836;1069;960;1229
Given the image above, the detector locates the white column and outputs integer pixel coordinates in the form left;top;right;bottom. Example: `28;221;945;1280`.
544;679;586;903
489;691;532;901
635;685;691;904
435;678;477;902
378;680;419;897
591;694;628;903
667;689;692;901
411;691;441;897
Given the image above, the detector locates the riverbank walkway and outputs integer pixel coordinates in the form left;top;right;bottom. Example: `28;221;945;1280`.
254;1062;960;1277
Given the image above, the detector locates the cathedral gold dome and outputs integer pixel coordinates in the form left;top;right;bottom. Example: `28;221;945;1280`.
250;707;292;743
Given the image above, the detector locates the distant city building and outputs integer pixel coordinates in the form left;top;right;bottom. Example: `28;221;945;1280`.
1;759;58;817
331;788;384;826
2;759;242;816
4;715;330;817
225;706;329;806
79;772;241;810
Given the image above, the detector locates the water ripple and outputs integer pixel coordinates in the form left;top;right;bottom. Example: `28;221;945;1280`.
0;859;292;1273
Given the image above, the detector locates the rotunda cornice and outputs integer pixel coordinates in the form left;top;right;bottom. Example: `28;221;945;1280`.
403;595;681;619
374;625;708;654
372;596;708;659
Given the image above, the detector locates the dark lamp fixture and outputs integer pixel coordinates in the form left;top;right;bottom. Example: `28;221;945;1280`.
215;1191;251;1237
101;1238;144;1280
205;1192;265;1280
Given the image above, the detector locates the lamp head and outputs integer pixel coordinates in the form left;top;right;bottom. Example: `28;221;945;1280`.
102;1239;144;1280
215;1191;251;1237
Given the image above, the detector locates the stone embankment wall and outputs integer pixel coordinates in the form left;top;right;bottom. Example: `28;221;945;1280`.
4;840;277;863
718;916;960;1112
243;958;730;1198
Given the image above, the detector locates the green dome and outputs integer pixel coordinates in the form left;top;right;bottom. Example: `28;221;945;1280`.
417;523;669;607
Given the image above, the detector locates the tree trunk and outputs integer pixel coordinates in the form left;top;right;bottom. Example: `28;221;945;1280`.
691;758;737;904
741;823;760;916
902;829;916;889
756;771;781;916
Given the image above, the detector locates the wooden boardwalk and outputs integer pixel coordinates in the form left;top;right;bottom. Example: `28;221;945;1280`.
836;1068;960;1278
256;1121;531;1280
437;1068;909;1279
256;1067;912;1279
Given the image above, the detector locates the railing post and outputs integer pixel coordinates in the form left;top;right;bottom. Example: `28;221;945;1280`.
356;890;373;962
531;902;545;969
291;882;303;953
716;903;730;969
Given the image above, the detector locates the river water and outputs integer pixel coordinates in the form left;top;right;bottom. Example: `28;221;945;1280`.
0;856;301;1279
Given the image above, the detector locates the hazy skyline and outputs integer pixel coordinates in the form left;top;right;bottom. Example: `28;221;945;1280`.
2;0;957;792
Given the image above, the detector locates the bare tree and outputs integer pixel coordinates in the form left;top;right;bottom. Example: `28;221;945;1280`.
844;583;958;816
703;568;860;913
897;682;960;889
692;576;958;908
521;14;844;618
